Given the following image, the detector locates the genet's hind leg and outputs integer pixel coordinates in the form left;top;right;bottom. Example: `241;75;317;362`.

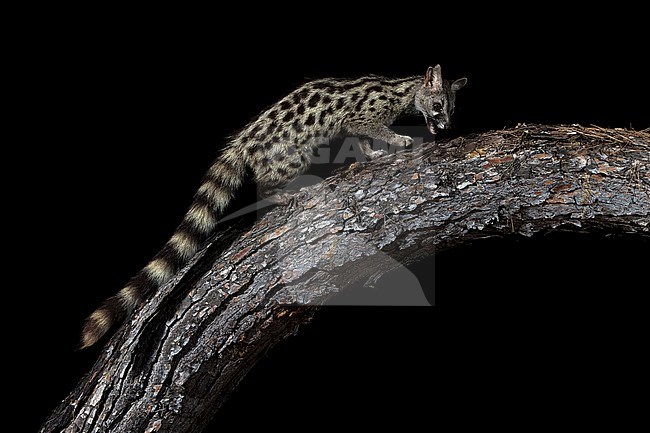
255;144;311;206
359;137;388;160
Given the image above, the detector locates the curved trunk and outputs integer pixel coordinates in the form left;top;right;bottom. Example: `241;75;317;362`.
41;124;650;433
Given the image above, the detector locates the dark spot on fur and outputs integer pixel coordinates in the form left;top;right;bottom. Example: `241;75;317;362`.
322;95;332;104
267;110;278;119
307;93;321;107
261;157;270;166
282;111;295;122
369;99;376;106
277;167;289;176
305;113;315;125
350;92;360;102
293;121;304;133
289;161;302;168
378;95;388;101
265;124;277;136
318;111;327;126
264;141;273;149
369;107;376;112
336;98;345;110
280;100;291;110
296;104;305;115
366;85;383;93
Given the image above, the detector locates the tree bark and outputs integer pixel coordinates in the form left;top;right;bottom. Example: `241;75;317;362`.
41;124;649;433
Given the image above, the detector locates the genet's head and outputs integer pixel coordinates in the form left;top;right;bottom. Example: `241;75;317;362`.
414;65;467;135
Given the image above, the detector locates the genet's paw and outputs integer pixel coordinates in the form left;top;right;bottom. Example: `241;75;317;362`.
390;134;414;148
366;149;388;160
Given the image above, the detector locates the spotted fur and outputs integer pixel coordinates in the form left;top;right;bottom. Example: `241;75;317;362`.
80;65;467;348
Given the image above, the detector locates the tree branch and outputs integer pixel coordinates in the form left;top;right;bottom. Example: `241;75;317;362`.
41;124;649;433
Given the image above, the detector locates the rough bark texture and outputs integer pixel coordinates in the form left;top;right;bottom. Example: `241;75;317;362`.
41;125;649;433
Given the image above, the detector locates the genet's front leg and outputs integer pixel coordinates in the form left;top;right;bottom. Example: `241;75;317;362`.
348;123;413;148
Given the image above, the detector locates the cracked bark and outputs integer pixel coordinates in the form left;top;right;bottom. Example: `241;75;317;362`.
41;124;650;433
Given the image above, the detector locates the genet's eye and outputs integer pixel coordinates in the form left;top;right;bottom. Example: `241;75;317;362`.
433;102;443;112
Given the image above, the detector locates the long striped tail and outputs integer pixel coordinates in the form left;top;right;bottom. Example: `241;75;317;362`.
80;147;245;349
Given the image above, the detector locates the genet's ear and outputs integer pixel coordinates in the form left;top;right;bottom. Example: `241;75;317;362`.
424;65;443;90
451;77;468;91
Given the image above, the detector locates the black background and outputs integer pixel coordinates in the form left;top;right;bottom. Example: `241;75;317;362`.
21;11;648;432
